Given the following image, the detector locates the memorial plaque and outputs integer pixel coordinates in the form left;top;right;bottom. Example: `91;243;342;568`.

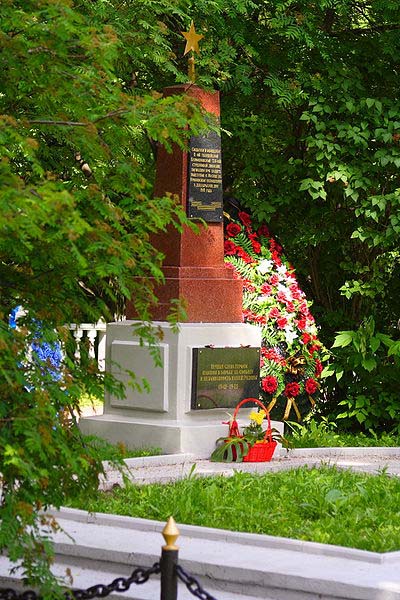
187;129;223;222
191;347;260;410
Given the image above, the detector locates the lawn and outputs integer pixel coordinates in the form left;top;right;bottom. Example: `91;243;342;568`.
66;465;400;553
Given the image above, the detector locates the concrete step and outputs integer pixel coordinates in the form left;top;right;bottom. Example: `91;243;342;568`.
2;507;399;600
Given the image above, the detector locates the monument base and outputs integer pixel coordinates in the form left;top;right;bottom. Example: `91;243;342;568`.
79;321;283;457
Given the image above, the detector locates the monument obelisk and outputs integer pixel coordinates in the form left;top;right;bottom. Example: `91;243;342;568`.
80;23;262;456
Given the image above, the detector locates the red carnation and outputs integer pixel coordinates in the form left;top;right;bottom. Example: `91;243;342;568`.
269;307;281;319
260;283;272;296
252;240;261;254
277;317;288;329
224;240;237;255
296;318;307;330
305;378;318;395
226;222;242;237
302;333;312;345
243;281;256;292
284;382;300;398
309;343;321;356
270;274;279;286
238;211;252;227
237;247;253;263
315;359;323;377
277;291;287;303
257;224;270;237
272;251;282;266
262;376;278;394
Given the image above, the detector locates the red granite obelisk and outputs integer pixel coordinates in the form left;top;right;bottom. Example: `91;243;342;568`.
126;84;243;323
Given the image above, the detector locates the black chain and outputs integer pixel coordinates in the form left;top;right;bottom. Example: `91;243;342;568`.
0;563;160;600
175;565;218;600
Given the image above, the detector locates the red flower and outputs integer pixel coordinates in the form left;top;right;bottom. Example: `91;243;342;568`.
264;348;285;364
302;333;312;345
314;359;323;377
262;376;278;394
226;222;242;237
299;302;308;315
243;281;256;292
238;211;252;227
296;318;307;330
270;274;279;286
284;382;300;398
224;240;237;255
260;283;272;296
252;240;261;254
277;291;287;303
237;247;253;263
277;317;288;329
289;283;303;300
305;378;318;395
270;240;283;254
308;343;321;356
257;224;270;237
285;301;295;313
272;251;282;266
269;307;281;319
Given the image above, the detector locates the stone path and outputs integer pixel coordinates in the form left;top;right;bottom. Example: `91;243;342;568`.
101;446;400;489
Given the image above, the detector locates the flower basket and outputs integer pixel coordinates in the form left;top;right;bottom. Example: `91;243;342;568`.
211;397;277;463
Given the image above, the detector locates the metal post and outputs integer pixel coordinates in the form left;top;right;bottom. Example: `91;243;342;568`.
160;516;180;600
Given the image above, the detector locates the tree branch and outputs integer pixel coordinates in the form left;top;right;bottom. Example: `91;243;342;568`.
331;23;400;36
28;119;88;127
28;108;130;128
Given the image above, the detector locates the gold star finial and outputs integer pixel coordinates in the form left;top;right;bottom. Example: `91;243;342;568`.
181;20;204;55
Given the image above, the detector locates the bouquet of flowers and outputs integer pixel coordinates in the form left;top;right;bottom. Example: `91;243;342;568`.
224;210;325;421
210;399;284;462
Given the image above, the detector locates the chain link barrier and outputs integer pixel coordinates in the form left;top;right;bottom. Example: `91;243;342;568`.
175;565;218;600
0;563;160;600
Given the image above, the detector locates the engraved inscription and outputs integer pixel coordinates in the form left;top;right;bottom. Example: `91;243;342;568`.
191;347;260;410
187;130;223;222
190;147;222;197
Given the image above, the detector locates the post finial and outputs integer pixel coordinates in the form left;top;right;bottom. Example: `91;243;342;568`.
162;516;180;550
181;20;204;82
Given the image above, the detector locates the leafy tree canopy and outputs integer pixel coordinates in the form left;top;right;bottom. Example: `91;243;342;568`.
0;0;208;592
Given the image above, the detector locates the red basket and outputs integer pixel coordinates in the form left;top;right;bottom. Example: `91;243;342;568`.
230;398;277;462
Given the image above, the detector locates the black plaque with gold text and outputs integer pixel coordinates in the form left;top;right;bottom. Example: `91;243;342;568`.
191;347;260;410
187;130;223;222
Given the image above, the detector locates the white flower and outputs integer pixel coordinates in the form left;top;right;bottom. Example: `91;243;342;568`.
277;265;288;277
277;283;293;302
284;327;298;345
257;259;274;274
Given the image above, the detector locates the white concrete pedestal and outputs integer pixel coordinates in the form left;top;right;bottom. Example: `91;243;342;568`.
79;321;283;457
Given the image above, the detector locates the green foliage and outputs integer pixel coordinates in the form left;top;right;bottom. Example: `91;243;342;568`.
68;466;400;552
0;0;210;593
81;435;161;462
286;418;400;448
321;318;400;431
187;0;400;425
210;436;250;462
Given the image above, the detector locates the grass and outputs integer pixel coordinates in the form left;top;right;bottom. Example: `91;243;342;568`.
285;418;400;448
82;434;161;462
67;465;400;553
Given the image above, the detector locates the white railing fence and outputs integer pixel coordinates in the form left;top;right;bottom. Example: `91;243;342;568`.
69;321;107;371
